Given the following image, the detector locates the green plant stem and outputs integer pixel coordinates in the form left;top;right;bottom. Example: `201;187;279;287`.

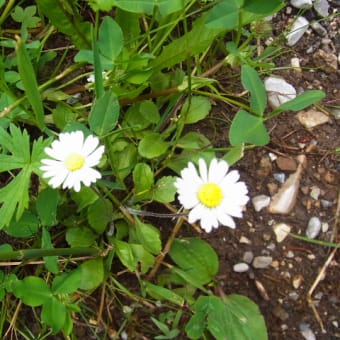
147;216;185;281
0;247;101;261
192;89;250;111
0;0;16;27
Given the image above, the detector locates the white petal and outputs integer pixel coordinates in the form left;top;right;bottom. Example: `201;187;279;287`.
188;204;205;224
82;135;99;156
198;158;208;182
216;209;236;228
47;169;69;188
208;159;229;183
221;170;240;186
85;145;105;167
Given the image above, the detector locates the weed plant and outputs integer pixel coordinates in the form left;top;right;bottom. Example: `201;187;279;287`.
0;0;325;338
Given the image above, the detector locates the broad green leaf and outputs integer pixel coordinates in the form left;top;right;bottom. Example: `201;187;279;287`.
241;65;266;116
182;96;211;124
52;271;82;294
89;91;120;136
36;0;91;49
243;0;283;14
4;211;39;238
98;16;124;62
135;219;161;254
229;110;269;146
13;276;51;306
71;186;99;211
41;296;66;334
42;228;58;274
114;0;154;14
275;90;325;113
145;282;184;306
152;176;177;203
36;188;59;227
15;36;45;130
157;0;184;16
88;198;113;234
66;227;96;247
205;0;241;30
222;145;245;165
132;163;154;199
138;132;169;159
130;244;155;273
52;103;75;130
114;239;137;271
78;258;104;290
169;238;219;286
86;0;115;12
177;132;210;150
139;100;160;123
185;307;207;339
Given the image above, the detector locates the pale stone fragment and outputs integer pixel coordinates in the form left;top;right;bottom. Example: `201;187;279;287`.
273;223;292;243
264;76;296;109
252;195;271;212
286;16;309;46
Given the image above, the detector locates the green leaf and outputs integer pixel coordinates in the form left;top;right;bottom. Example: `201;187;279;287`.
79;258;104;290
145;282;184;306
169;238;219;286
205;0;241;30
243;0;283;14
114;0;154;14
275;90;325;113
52;271;82;295
114;239;137;271
135;219;162;254
132;163;154;199
152;176;177;203
98;16;124;62
222;145;245;165
87;198;113;234
89;91;120;136
130;244;155;273
36;188;59;227
71;186;99;211
66;227;96;247
182;96;211;124
41;296;66;334
4;211;39;238
42;228;58;274
11;5;40;28
241;65;266;116
86;0;115;11
36;0;91;49
15;36;45;130
13;276;51;306
177;132;211;150
229;110;269;146
138;132;169;159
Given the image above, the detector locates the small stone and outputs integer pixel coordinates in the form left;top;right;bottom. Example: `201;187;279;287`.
271;260;280;268
239;236;251;244
300;323;316;340
243;251;254;264
320;199;332;208
313;0;330;17
268;152;277;161
285;16;309;46
306;217;322;239
276;156;297;171
257;156;272;177
273;173;286;184
296;109;330;128
273;306;289;321
310;21;327;37
292;274;304;289
321;222;329;232
233;262;250;273
313;49;338;74
289;291;300;300
273;223;292;243
265;76;297;109
253;256;273;269
267;242;276;251
252;195;271;212
290;0;313;8
310;186;321;200
286;250;295;258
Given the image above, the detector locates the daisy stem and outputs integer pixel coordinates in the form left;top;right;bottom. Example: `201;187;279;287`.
147;216;185;281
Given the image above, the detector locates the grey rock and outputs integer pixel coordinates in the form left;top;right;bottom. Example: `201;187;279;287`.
290;0;313;8
233;263;250;273
252;256;273;269
306;217;322;239
273;173;286;184
264;76;297;109
296;109;330;128
286;16;309;46
299;323;316;340
243;251;254;264
252;195;271;212
310;21;327;37
314;0;330;17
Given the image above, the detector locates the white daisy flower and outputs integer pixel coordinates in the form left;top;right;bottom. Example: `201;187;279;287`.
174;158;249;232
40;131;105;192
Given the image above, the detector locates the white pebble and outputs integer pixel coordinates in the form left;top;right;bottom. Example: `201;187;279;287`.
306;217;321;239
286;16;309;46
273;223;292;243
252;256;273;269
252;195;271;212
233;263;250;273
290;0;313;9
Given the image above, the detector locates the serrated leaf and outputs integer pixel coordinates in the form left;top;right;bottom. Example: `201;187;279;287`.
36;188;59;227
4;210;39;238
135;219;161;254
132;163;154;199
177;132;211;149
229;110;269;146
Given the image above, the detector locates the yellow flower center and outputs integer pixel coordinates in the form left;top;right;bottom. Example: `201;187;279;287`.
65;153;85;171
197;182;223;208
